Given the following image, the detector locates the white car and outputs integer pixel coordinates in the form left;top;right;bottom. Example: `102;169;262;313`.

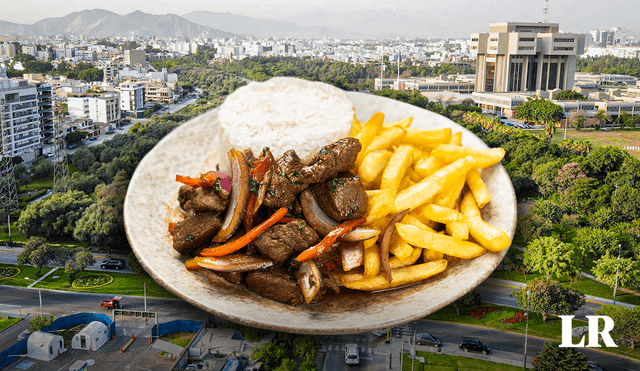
344;343;360;365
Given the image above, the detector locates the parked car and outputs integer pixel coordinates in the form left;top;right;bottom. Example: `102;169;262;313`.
100;296;123;310
415;333;442;347
459;337;490;354
89;136;98;141
344;343;360;365
185;360;206;370
100;259;126;270
66;143;77;149
587;361;605;371
17;329;32;341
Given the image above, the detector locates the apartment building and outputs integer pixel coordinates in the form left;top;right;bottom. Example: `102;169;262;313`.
0;79;41;161
124;49;146;67
119;82;146;118
471;22;585;93
144;82;172;103
21;45;38;57
54;48;75;59
37;83;55;153
67;93;120;127
0;44;16;58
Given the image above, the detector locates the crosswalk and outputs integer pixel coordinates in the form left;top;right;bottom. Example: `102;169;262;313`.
319;344;375;354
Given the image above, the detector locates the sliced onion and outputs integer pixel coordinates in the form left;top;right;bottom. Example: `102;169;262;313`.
212;150;250;242
379;209;410;283
340;242;364;271
213;171;232;193
193;254;273;272
300;189;378;241
295;260;323;304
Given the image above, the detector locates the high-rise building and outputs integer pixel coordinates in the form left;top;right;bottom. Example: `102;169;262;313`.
119;82;146;118
0;44;16;58
471;22;585;93
36;83;55;152
124;49;146;67
0;79;41;160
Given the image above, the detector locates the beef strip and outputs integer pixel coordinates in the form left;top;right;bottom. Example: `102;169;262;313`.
190;186;229;213
263;150;309;207
178;185;193;210
172;212;222;256
246;267;304;305
218;271;243;284
300;137;362;183
312;173;368;221
253;220;319;264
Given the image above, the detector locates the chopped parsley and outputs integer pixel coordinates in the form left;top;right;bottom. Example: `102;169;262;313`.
178;194;183;201
328;178;345;192
185;234;195;242
320;147;333;155
213;179;223;195
298;221;306;230
267;188;276;196
292;170;300;177
249;178;260;195
282;172;293;183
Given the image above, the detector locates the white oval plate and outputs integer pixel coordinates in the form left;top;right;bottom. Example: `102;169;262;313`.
124;91;516;334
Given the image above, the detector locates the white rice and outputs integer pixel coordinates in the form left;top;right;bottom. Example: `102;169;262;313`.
217;77;354;164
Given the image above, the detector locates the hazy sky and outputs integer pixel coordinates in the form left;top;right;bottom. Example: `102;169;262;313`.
2;0;639;39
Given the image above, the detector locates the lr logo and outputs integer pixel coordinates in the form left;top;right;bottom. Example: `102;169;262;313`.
559;315;617;347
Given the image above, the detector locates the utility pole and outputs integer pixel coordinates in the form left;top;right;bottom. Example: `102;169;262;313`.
380;43;384;91
52;102;70;194
523;290;530;369
543;0;550;23
39;289;43;317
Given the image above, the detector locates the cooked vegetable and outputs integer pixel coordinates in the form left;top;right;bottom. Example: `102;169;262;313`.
201;207;288;257
176;171;218;188
185;254;274;272
212;150;251;242
294;217;365;263
244;149;275;232
378;208;409;283
295;260;323;304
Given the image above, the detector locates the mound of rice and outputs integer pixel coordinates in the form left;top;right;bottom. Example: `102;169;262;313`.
217;77;354;163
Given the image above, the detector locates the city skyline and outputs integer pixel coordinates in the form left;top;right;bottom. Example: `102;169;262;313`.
2;0;639;39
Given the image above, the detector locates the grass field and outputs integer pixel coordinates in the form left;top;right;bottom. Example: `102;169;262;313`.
531;128;640;157
403;351;525;371
0;315;21;332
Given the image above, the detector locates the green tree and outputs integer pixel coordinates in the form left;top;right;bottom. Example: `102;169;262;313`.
17;190;94;238
611;185;640;222
593;252;640;291
516;213;553;245
64;248;96;283
65;131;88;145
17;237;59;278
453;289;481;316
533;200;565;224
30;156;53;179
71;147;97;172
77;68;103;82
514;279;585;322
595;305;640;349
514;98;564;128
573;228;620;257
533;340;588;371
69;172;102;194
569;110;587;130
523;237;583;281
553;90;587;100
29;314;55;333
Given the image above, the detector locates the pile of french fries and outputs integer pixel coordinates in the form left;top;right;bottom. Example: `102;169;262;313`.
337;112;511;291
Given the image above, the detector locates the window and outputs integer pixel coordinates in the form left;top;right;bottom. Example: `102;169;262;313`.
490;38;498;42
519;38;535;42
471;38;478;42
519;46;534;50
553;47;574;51
554;38;575;43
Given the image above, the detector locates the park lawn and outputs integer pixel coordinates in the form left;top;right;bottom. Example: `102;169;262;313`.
403;351;524;371
0;221;28;243
426;303;640;360
0;264;54;287
531;128;640;158
0;315;21;331
33;268;177;298
160;331;196;348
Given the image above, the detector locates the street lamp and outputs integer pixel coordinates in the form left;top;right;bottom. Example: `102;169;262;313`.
523;290;530;369
613;244;622;305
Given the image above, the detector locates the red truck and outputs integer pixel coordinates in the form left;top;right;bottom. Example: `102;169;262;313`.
101;296;123;309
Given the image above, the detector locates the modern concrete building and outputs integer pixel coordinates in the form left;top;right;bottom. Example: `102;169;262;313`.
375;76;475;94
67;93;120;127
471;22;585;93
36;83;55;154
0;78;42;161
119;82;146;118
0;44;16;58
124;49;146;67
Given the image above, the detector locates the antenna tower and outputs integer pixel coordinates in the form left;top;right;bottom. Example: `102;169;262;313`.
380;43;384;90
0;97;19;212
52;102;69;194
543;0;549;23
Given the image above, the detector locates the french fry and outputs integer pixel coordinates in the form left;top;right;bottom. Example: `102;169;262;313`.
446;221;469;240
433;174;466;209
393;156;476;213
398;176;415;192
414;204;467;224
401;213;436;232
430;144;505;169
364;243;381;277
396;223;487;259
389;247;422;269
389;234;414;260
406;168;423;183
423;248;445;261
381;145;414;193
402;127;452;147
355;112;384;168
365;126;406;155
351;116;363;137
466;169;491;209
460;192;511;252
414;155;444;178
359;150;393;184
382;116;413;129
449;132;462;146
341;259;448;291
365;189;395;224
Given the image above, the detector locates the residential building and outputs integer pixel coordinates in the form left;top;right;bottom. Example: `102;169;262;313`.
124;49;146;67
77;50;97;63
22;45;37;57
144;82;172;103
67;93;120;127
0;44;16;58
0;78;41;160
375;76;475;94
471;22;585;93
54;48;75;59
37;50;51;62
36;83;55;153
119;82;146;118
